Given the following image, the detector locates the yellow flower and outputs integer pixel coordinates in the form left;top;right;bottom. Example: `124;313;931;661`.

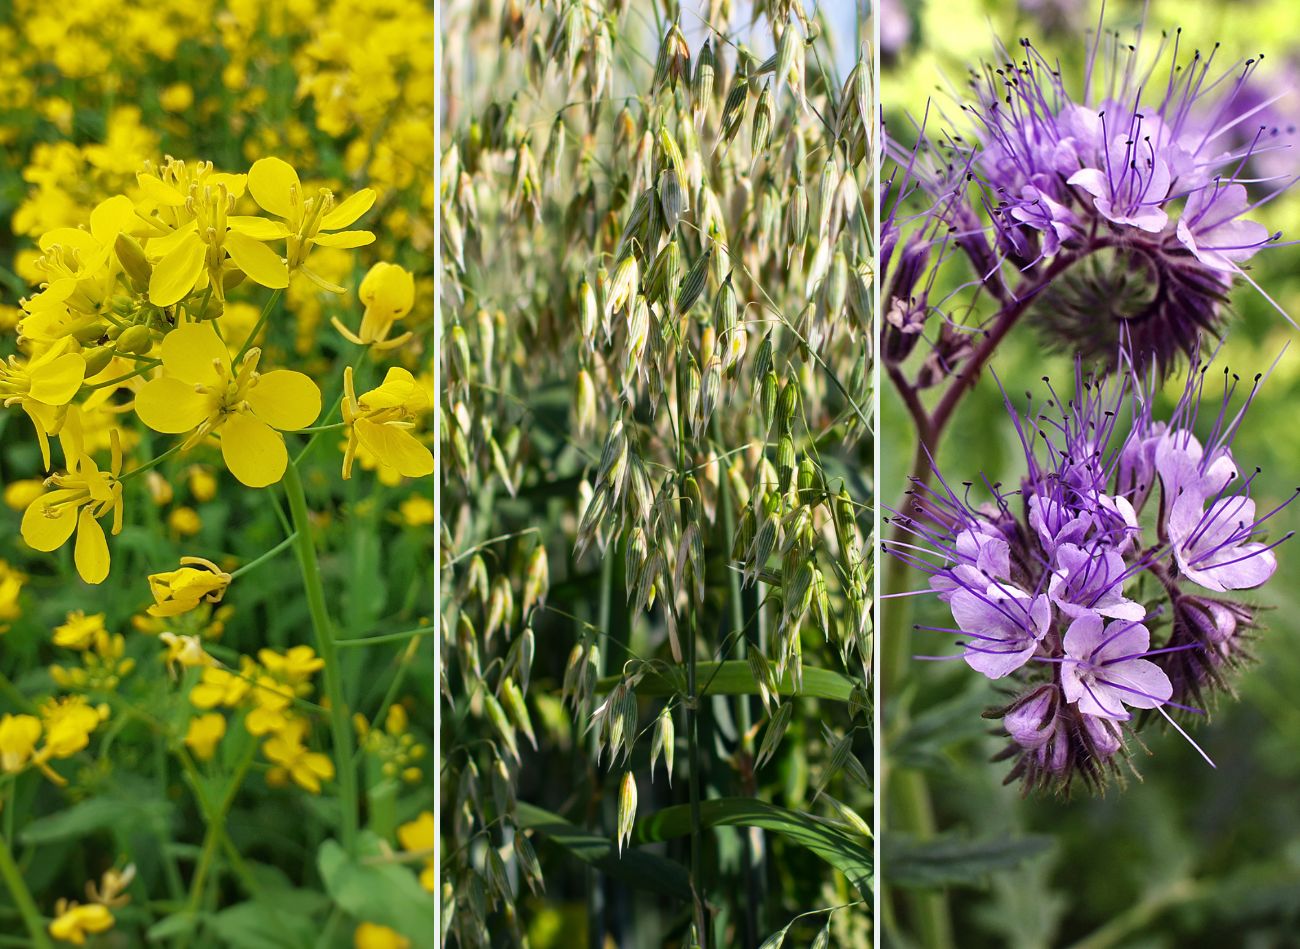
0;561;26;628
190;666;251;709
159;632;215;676
4;479;46;511
397;811;435;893
238;157;376;288
187;466;218;502
341;367;433;481
398;496;434;527
53;611;108;649
0;714;42;772
48;901;114;945
0;339;86;470
354;922;411;949
159;83;194;112
148;557;231;617
184;713;226;761
40;696;102;759
263;718;334;793
245;678;294;736
168;506;202;537
20;412;123;584
258;645;323;688
134;322;320;487
332;262;414;349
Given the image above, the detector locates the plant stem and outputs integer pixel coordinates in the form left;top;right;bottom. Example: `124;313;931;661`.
183;740;256;923
0;824;51;949
228;533;298;579
282;459;360;852
335;624;435;649
235;288;282;363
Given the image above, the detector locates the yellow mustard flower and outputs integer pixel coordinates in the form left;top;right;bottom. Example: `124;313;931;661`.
0;339;85;470
159;82;194;112
20;412;123;584
185;713;226;761
187;465;218;502
354;922;411;949
237;157;375;288
245;678;294;736
148;556;231;617
258;645;323;689
398;496;434;527
159;632;215;677
4;478;46;511
190;666;251;709
332;262;414;349
397;811;435;893
133;322;320;487
40;695;102;759
0;714;42;773
53;611;107;650
167;506;202;537
0;561;26;629
341;367;432;480
263;717;334;793
48;901;114;945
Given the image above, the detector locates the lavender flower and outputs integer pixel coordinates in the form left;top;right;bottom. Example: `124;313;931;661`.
887;353;1295;793
883;15;1288;375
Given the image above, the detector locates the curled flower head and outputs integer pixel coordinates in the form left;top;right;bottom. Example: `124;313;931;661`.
133;322;321;487
884;18;1288;376
888;352;1294;792
147;556;231;617
48;901;114;945
332;261;416;349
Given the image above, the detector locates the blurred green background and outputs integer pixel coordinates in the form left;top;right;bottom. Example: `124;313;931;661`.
881;0;1300;945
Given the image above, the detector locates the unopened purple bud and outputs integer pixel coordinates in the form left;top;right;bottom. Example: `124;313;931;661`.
1003;685;1059;750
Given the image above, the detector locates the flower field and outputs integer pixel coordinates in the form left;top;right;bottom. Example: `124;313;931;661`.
0;2;435;946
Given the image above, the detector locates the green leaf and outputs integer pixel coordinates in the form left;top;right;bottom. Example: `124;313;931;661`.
20;794;172;845
208;902;315;949
631;797;872;896
599;660;856;702
146;912;205;941
515;801;691;901
884;833;1054;888
317;833;435;947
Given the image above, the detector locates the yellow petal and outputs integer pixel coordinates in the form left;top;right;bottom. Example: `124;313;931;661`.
27;353;85;405
21;494;78;551
311;230;375;249
225;232;289;289
149;233;206;307
228;216;292;240
89;195;136;245
248;158;300;219
355;419;434;479
135;377;210;433
208;172;248;198
364;368;430;413
136;173;188;206
144;220;198;258
220;414;287;487
38;227;98;255
160;322;226;385
246;370;321;431
74;509;110;584
320;189;376;230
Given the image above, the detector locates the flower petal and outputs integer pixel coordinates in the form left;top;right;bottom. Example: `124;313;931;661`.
246;370;321;431
225;231;289;289
135;377;210;433
21;494;78;551
311;230;375;249
227;216;292;240
320;189;376;230
160;322;227;385
355;418;434;478
248;158;301;219
150;233;206;307
74;509;110;584
28;353;86;405
220;414;287;487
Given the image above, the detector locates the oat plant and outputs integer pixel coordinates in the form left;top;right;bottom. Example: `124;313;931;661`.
440;1;873;945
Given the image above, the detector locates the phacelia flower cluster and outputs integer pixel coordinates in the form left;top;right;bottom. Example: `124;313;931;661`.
884;16;1287;374
887;356;1296;792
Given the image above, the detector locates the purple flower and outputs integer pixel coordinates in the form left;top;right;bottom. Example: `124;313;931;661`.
1047;543;1145;621
950;584;1052;678
1176;183;1273;273
1067;128;1174;232
1168;492;1278;592
1060;615;1172;721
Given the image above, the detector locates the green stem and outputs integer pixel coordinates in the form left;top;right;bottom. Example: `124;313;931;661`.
235;289;282;363
0;826;51;949
229;533;298;579
282;459;360;852
335;625;435;649
120;442;183;483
